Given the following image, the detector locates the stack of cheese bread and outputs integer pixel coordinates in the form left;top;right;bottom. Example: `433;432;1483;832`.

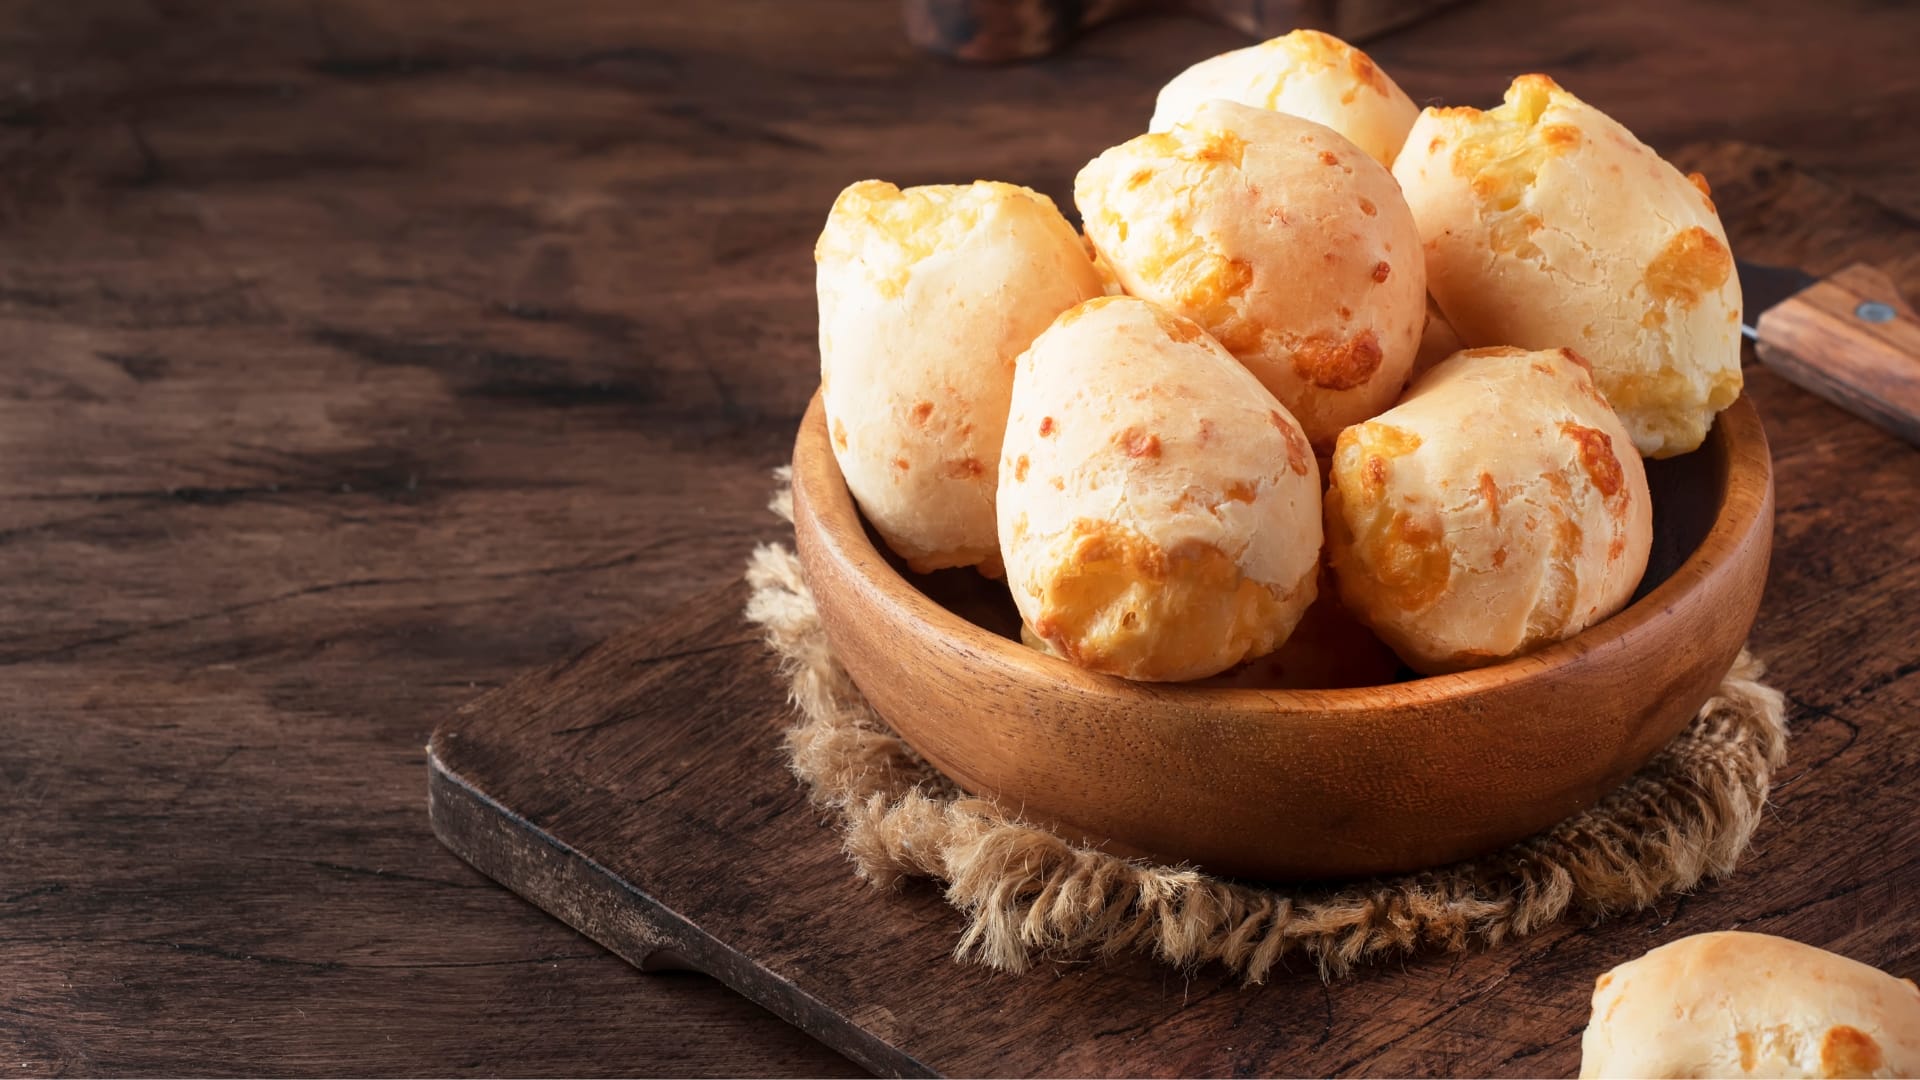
815;29;1742;684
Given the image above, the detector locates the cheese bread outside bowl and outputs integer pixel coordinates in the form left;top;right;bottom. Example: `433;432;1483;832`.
1392;74;1743;458
998;296;1321;683
1580;932;1920;1079
1326;346;1653;675
815;179;1104;575
1149;29;1419;168
1077;100;1427;451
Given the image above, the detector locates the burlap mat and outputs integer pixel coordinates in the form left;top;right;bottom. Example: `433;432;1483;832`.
744;479;1788;983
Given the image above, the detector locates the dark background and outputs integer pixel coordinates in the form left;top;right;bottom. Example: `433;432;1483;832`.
3;1;1918;1074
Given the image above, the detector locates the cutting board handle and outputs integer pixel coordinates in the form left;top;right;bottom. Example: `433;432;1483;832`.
1754;262;1920;447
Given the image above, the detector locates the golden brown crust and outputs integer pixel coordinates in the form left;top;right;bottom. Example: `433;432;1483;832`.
1580;932;1920;1079
1079;101;1425;449
1149;29;1419;167
817;180;1104;572
1324;347;1651;674
1392;76;1743;458
998;296;1321;681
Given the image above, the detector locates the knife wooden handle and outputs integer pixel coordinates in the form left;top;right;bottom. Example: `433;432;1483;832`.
1754;262;1920;447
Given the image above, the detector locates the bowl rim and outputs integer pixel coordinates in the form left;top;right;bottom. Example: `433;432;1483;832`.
794;390;1773;713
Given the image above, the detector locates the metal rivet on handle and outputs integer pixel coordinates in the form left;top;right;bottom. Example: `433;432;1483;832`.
1856;301;1896;323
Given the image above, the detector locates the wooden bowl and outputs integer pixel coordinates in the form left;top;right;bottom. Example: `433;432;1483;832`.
790;392;1774;881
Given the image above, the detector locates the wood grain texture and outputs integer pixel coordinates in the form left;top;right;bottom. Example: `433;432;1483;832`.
790;393;1773;880
900;0;1461;61
1757;263;1920;447
3;0;1920;1074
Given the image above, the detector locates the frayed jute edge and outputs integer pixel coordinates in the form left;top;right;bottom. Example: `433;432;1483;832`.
746;470;1789;984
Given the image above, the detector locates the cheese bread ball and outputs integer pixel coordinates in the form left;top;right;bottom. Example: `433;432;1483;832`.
1077;100;1427;450
1393;75;1743;458
816;179;1104;574
1580;932;1920;1079
1325;347;1652;674
1150;29;1419;168
999;296;1321;682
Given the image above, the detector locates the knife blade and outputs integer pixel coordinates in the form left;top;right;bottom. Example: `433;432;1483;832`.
1736;259;1817;342
1739;259;1920;447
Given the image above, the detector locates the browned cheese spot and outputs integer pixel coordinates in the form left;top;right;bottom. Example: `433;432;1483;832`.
1559;347;1594;375
1479;472;1502;525
1737;1032;1757;1073
1369;424;1423;457
1268;413;1312;476
1337;305;1353;319
1608;535;1626;561
1320;150;1340;167
1120;428;1162;459
909;401;933;425
1291;330;1384;391
1362;455;1389;499
1039;416;1056;437
1820;1025;1884;1078
947;457;985;479
1686;170;1717;212
1429;136;1447;154
1492;546;1508;568
1368;511;1451;611
1214;318;1265;354
1187;129;1249;167
832;418;849;449
1013;454;1030;482
1646;226;1733;308
1152;307;1207;345
1562;422;1624;499
1127;168;1154;190
1055;295;1121;329
1224;481;1258;503
1347;47;1387;93
1357;196;1377;217
1050;477;1064;490
1540;123;1582;151
1372;261;1392;283
892;456;910;471
1180;257;1254;326
1198;418;1216;445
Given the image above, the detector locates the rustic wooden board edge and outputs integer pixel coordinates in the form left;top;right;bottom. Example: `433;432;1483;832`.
425;734;923;1079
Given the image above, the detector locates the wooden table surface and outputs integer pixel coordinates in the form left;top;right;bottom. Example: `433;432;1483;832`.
4;1;1918;1075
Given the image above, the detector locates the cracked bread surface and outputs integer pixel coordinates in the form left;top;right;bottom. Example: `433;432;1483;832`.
815;179;1104;574
1580;932;1920;1079
1149;29;1420;168
1393;75;1742;458
1325;346;1651;674
998;296;1321;682
1078;100;1427;451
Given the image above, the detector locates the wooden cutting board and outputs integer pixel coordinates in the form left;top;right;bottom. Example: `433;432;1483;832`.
427;141;1920;1077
